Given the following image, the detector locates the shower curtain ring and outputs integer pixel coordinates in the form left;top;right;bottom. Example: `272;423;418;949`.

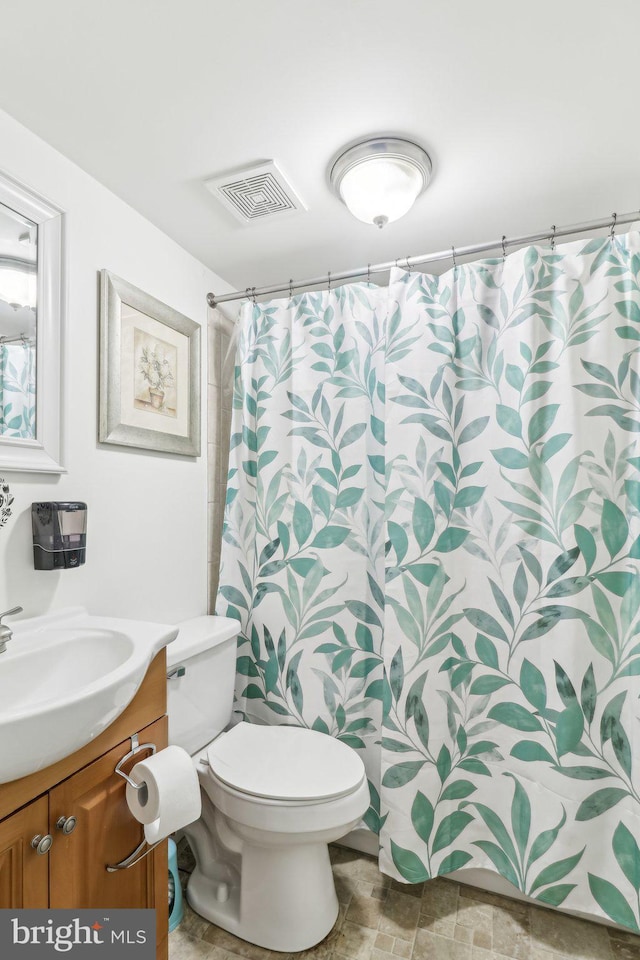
245;287;251;301
327;271;332;293
289;279;294;298
406;256;411;273
451;246;457;270
550;225;556;252
251;287;257;305
367;264;371;284
501;235;507;260
610;212;617;238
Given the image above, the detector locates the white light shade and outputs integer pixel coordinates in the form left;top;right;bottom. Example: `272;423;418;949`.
330;137;432;228
0;266;37;309
339;157;424;227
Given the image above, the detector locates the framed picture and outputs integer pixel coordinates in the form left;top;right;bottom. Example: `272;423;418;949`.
99;270;201;456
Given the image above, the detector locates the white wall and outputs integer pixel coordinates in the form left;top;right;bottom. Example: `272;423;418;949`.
0;106;229;624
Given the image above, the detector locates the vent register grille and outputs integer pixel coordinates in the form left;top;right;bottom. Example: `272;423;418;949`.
220;172;293;219
204;161;305;224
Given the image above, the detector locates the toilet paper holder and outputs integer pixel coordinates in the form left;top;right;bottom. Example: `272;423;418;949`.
114;733;156;796
107;733;161;873
106;835;163;872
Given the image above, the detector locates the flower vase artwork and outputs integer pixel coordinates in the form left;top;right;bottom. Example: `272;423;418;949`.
134;331;177;419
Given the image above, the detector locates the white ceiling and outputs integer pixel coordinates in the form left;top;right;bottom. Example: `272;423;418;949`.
0;1;638;296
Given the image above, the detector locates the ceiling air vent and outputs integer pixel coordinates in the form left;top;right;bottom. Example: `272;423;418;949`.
204;161;306;225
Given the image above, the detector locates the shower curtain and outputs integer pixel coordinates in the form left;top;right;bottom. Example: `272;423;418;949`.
0;341;36;437
217;231;640;930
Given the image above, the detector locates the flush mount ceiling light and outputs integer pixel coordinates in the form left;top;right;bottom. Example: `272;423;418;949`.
330;137;432;229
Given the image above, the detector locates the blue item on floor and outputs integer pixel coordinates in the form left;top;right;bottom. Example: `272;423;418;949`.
168;837;184;932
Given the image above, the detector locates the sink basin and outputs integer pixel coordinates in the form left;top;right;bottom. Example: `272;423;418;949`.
0;607;177;784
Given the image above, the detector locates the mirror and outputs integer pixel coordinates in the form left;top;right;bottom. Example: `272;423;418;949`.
0;203;37;440
0;170;64;473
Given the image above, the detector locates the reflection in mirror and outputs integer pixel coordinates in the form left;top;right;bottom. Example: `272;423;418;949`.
0;168;63;474
0;203;37;439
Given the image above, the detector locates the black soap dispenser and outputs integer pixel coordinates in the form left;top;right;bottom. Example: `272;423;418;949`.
32;502;87;570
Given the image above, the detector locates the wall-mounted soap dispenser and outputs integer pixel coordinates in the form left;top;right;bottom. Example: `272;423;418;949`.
32;502;87;570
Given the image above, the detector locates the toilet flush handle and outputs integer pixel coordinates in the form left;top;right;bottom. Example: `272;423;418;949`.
167;666;186;680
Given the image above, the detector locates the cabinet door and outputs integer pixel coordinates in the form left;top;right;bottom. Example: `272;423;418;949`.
0;795;49;907
49;716;168;957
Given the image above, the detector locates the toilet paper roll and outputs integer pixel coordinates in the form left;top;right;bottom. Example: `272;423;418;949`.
125;745;201;844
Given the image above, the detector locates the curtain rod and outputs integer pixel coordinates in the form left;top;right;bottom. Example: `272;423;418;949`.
0;333;33;345
207;210;640;308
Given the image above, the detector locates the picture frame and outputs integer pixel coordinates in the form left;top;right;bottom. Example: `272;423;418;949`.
99;270;201;456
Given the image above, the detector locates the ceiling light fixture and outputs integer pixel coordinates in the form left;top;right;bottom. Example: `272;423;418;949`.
330;137;432;229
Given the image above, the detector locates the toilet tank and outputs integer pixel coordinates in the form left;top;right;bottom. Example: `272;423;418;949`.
166;615;240;755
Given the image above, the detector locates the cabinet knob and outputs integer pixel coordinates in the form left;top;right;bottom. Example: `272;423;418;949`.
31;834;53;855
56;815;78;835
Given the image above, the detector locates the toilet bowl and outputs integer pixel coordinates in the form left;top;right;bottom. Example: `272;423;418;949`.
167;617;370;952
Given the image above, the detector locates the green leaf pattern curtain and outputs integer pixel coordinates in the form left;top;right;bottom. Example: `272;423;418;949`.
218;286;388;830
217;232;640;930
0;342;36;437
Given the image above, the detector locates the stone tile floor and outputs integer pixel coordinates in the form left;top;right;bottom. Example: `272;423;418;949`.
170;841;640;960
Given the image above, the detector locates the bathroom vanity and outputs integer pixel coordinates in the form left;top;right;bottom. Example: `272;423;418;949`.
0;651;169;960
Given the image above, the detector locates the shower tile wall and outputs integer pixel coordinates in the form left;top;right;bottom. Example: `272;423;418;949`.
207;309;235;611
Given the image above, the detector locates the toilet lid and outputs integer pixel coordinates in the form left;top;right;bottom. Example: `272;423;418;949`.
206;723;366;801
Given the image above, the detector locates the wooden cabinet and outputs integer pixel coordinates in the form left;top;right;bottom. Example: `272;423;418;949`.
50;716;165;911
0;652;169;960
0;795;49;908
50;716;169;957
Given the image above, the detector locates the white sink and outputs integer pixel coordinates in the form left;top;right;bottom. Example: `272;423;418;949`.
0;607;177;784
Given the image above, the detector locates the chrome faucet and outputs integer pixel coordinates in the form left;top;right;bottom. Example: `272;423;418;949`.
0;606;23;654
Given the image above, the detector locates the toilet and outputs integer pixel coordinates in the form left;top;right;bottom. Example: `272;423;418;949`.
166;615;370;952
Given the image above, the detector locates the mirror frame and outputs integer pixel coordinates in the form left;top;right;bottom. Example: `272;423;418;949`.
0;169;65;474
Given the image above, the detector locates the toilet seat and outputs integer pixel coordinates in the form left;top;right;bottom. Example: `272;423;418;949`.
205;722;365;802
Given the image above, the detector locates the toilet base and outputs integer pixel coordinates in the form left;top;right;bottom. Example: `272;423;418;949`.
186;838;339;952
